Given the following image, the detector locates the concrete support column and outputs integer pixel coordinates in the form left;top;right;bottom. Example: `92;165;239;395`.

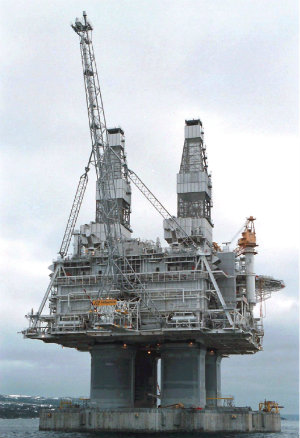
134;349;157;407
90;344;136;408
160;343;206;408
205;353;222;407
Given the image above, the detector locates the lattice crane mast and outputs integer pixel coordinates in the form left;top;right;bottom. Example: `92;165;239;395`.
72;12;122;275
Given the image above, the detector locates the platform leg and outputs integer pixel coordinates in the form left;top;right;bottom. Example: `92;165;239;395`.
134;349;158;407
160;343;206;408
205;353;222;407
90;344;136;408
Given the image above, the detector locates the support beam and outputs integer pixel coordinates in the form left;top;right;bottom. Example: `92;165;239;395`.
202;256;234;326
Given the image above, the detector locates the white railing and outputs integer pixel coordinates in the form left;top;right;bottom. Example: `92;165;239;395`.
54;270;209;287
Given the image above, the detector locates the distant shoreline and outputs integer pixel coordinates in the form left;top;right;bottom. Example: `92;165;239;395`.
0;395;298;421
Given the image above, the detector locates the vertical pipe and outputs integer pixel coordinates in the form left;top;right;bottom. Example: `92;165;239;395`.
244;249;256;305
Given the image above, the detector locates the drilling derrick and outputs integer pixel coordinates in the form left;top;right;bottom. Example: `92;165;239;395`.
164;119;212;250
177;120;212;225
24;12;285;433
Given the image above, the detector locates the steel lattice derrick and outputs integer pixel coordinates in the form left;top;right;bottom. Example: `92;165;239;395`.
179;139;208;174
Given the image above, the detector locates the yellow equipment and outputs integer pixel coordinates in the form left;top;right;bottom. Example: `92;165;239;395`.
259;400;284;413
92;299;117;306
207;396;234;407
59;399;72;409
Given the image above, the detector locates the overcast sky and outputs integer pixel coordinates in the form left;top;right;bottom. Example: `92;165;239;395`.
0;0;298;414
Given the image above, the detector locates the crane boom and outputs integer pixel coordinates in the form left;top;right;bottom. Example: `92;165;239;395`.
127;168;197;248
127;168;173;221
31;160;91;325
30;264;61;328
59;165;90;257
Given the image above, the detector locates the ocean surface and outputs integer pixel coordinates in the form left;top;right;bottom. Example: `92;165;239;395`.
0;418;298;438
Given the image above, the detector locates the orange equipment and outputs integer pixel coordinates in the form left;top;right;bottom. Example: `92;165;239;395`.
259;400;284;414
213;241;222;252
237;216;257;250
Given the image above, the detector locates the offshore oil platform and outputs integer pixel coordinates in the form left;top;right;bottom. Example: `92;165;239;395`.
23;12;284;433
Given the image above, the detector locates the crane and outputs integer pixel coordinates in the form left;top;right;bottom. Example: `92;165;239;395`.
29;12;232;329
71;12;164;322
222;223;246;251
59;159;91;258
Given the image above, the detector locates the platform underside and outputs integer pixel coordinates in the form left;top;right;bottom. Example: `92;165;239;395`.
28;328;260;355
40;407;281;433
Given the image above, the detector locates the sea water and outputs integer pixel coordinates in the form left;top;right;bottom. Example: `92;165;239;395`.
0;418;298;438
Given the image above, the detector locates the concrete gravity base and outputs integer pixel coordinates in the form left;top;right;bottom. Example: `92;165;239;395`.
40;407;281;433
